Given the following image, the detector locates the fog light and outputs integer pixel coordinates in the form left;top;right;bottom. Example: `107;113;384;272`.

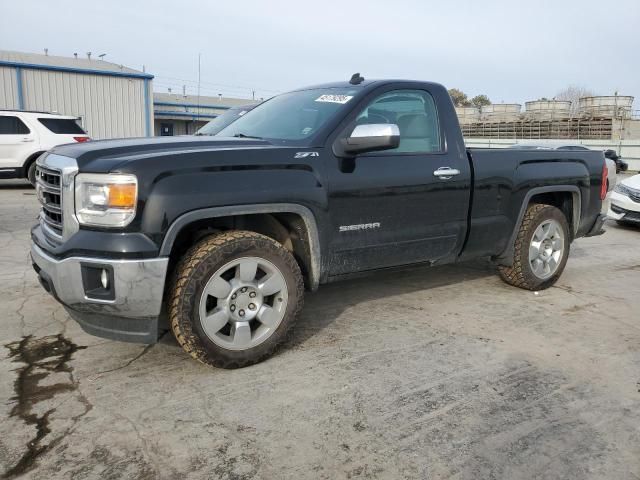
100;269;109;289
81;264;114;301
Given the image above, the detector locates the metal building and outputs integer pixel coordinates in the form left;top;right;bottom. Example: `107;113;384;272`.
0;50;154;139
153;93;255;136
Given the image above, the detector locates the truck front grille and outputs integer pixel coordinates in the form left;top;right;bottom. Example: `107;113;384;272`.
36;165;64;237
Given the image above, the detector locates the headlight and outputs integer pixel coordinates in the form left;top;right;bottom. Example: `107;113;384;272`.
75;173;137;227
614;183;632;196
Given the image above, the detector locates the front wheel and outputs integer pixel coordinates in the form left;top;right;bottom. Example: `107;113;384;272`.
168;231;304;368
27;161;37;187
499;204;570;291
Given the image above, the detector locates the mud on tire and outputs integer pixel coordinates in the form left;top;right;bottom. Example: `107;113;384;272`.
168;230;304;368
498;204;570;291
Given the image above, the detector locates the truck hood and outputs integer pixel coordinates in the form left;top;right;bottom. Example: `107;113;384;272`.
50;136;275;172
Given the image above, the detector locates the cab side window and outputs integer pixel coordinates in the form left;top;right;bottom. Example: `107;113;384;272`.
355;90;441;153
0;116;30;135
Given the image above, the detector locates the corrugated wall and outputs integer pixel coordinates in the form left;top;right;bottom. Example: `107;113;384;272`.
20;69;151;139
0;66;18;109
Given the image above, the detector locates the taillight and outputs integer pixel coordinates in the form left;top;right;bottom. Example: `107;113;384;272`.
74;136;90;143
600;161;608;200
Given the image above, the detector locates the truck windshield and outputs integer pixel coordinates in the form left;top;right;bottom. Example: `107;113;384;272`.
196;105;257;136
217;88;360;144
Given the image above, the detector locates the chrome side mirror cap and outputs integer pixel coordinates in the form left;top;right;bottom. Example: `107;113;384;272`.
337;123;400;156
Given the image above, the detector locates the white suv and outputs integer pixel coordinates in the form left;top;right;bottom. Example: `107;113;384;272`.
0;111;90;186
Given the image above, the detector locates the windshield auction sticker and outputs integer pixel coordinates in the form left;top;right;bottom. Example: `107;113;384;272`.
315;94;354;104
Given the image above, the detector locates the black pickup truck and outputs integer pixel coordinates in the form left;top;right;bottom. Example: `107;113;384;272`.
31;76;608;368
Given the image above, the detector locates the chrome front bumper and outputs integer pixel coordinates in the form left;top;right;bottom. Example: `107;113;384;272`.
31;243;169;343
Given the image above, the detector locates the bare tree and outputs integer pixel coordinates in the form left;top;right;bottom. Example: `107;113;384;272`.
555;85;596;115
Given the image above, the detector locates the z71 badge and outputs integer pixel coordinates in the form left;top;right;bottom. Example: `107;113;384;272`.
294;152;319;159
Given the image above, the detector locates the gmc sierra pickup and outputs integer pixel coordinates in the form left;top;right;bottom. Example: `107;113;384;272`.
31;76;608;368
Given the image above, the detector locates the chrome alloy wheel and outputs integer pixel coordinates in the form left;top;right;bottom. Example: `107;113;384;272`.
528;219;564;280
198;256;288;350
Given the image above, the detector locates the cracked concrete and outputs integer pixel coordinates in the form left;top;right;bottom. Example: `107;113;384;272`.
0;177;639;479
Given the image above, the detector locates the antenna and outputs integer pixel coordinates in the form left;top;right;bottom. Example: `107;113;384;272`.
349;73;364;85
98;53;106;60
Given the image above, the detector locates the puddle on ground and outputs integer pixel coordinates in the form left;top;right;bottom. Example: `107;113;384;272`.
3;334;87;479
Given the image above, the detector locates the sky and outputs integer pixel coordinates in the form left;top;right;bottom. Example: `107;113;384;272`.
1;0;639;107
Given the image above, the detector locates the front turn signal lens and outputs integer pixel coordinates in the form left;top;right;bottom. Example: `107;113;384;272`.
108;183;137;208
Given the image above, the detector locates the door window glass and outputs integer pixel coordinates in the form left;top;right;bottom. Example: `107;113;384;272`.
0;116;30;135
355;90;441;153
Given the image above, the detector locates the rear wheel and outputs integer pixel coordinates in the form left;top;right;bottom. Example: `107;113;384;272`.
168;231;304;368
499;204;570;291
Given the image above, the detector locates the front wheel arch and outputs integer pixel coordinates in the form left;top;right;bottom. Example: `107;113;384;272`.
160;204;322;290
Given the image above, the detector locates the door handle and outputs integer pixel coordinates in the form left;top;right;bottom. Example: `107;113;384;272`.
433;167;460;179
21;138;34;142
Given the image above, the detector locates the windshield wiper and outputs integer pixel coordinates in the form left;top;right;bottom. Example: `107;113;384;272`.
233;133;263;140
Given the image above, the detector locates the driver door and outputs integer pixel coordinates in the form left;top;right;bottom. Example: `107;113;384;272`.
327;88;471;276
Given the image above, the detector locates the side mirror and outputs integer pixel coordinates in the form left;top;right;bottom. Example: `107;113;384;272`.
338;124;400;156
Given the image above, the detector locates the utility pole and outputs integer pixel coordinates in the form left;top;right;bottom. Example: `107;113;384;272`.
197;53;201;117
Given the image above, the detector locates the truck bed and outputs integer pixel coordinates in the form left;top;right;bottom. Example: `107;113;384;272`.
461;147;605;261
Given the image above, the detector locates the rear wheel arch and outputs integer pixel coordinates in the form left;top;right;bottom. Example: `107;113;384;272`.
161;204;322;291
497;186;580;266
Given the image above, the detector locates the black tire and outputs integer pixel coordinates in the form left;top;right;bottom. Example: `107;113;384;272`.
168;230;304;368
498;204;570;291
27;161;37;187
